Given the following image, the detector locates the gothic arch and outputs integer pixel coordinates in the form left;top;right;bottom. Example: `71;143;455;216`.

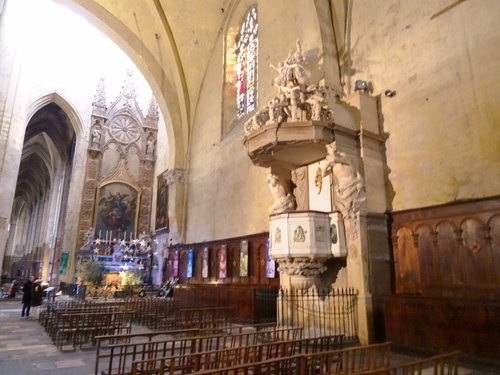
26;91;84;135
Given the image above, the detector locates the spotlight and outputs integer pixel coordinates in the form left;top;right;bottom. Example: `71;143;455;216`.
354;80;368;92
385;90;396;97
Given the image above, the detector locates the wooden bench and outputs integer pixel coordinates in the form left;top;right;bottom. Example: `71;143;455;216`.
95;327;303;375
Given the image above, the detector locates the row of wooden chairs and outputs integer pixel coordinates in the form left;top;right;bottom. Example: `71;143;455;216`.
95;326;304;375
134;344;459;375
53;311;132;350
130;334;345;375
39;300;135;350
143;306;235;331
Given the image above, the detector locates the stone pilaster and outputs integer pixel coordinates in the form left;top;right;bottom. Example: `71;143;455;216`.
165;168;186;244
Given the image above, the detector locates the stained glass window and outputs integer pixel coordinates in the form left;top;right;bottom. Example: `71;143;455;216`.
235;7;258;119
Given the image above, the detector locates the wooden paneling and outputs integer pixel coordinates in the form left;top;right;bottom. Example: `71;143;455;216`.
384;295;500;361
391;197;500;296
174;285;258;323
387;197;500;361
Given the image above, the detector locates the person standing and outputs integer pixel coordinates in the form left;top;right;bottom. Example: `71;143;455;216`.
31;279;44;319
21;276;34;318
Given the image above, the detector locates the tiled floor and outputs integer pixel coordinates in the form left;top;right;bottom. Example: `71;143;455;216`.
0;299;498;375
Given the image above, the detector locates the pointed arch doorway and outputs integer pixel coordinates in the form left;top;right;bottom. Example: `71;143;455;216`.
3;101;77;286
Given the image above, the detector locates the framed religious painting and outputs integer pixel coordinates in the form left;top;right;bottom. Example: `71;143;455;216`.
155;171;169;231
95;182;139;241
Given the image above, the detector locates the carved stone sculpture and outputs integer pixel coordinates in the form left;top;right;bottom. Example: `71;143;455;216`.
267;174;296;214
244;39;335;136
277;258;327;277
323;143;366;240
91;121;102;149
81;227;95;250
146;137;155;157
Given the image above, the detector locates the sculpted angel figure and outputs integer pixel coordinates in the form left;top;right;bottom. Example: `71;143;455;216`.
269;39;310;91
306;85;326;121
284;39;310;89
269;61;286;89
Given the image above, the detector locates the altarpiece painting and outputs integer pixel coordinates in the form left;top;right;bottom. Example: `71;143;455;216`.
95;182;138;240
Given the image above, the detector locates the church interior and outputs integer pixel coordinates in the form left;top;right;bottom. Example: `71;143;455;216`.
0;0;499;367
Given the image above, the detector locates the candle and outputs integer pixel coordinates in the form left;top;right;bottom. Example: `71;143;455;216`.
124;231;127;241
99;230;101;239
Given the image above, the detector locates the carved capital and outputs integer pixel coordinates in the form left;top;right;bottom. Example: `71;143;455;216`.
165;168;186;185
277;258;327;277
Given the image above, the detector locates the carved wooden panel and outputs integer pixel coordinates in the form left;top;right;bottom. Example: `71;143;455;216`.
489;214;500;282
392;197;500;297
384;295;500;361
394;227;420;293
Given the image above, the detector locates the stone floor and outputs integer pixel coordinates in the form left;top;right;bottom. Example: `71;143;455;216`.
0;298;498;375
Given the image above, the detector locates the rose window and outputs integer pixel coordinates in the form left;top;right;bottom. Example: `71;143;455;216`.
109;115;140;144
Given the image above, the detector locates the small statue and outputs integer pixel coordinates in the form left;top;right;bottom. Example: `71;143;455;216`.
306;85;326;121
81;227;95;250
112;243;123;263
284;39;310;89
269;61;286;89
146;137;155;157
91;121;102;148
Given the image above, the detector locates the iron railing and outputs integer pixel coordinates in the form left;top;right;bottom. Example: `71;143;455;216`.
278;287;358;340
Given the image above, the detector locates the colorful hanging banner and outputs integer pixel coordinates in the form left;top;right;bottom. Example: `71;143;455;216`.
266;238;275;278
187;249;194;278
219;245;227;278
202;247;209;278
173;250;179;277
59;251;69;275
240;240;248;277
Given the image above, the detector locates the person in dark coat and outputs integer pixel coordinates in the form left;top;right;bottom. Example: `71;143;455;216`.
31;279;44;319
21;276;34;318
